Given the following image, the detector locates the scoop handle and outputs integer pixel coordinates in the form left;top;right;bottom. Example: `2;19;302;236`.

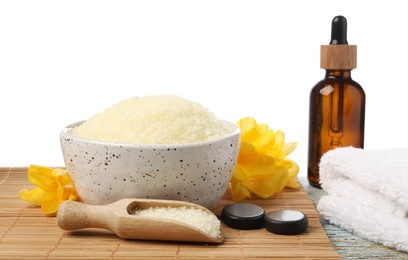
57;200;116;231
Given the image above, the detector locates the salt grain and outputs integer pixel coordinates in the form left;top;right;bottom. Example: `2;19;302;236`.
70;95;233;144
133;206;222;239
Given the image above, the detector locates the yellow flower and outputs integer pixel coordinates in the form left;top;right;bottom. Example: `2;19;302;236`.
231;117;299;201
19;165;78;214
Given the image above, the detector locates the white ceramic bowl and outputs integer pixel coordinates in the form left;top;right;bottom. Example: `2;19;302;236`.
60;121;240;209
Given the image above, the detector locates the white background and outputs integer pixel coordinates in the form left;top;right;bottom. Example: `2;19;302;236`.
1;1;407;177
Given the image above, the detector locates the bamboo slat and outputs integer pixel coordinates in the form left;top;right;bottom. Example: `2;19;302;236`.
0;168;340;259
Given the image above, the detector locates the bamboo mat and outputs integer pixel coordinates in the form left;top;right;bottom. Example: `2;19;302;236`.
0;168;340;260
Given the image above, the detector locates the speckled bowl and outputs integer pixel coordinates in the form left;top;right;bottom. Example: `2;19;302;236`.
60;121;240;209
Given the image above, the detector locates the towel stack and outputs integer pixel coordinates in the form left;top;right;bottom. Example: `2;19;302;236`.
317;147;408;252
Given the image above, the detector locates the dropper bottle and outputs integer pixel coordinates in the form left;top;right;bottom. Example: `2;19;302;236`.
308;15;365;188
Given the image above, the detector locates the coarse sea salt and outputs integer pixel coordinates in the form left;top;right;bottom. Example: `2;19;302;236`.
70;95;233;144
133;206;222;239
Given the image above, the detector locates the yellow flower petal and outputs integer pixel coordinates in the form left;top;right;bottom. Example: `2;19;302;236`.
237;141;257;161
19;187;49;205
19;187;59;214
254;123;269;137
27;165;56;193
232;165;250;183
231;175;251;201
286;179;300;189
253;129;275;152
237;117;257;141
250;166;289;198
287;159;299;178
263;148;286;160
282;142;297;156
41;199;61;214
274;130;285;150
19;165;78;214
275;159;293;169
285;159;300;188
231;117;299;201
238;153;277;178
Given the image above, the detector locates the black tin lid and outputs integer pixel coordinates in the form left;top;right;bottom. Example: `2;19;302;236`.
221;202;265;230
265;210;308;235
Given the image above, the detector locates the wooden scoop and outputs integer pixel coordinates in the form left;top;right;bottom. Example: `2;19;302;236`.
57;198;224;243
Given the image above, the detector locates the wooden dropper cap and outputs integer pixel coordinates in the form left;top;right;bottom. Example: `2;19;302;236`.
320;16;357;70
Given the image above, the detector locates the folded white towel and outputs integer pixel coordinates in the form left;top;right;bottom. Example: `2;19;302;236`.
318;195;408;252
317;147;408;253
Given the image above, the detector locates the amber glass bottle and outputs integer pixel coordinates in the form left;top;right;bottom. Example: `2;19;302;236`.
308;16;365;188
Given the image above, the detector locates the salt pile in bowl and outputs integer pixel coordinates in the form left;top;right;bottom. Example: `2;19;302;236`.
70;95;234;144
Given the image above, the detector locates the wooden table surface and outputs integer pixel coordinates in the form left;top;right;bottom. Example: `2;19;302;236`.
301;178;408;260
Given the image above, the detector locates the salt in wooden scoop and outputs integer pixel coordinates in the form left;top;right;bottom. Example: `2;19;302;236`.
57;198;224;243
